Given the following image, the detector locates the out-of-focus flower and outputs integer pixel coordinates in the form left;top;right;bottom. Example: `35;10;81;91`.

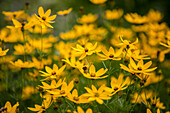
22;86;37;100
57;8;72;16
147;9;163;23
89;0;107;4
14;43;33;55
105;9;123;20
2;10;27;21
10;59;34;68
124;13;148;24
77;13;98;24
0;47;9;56
35;6;56;28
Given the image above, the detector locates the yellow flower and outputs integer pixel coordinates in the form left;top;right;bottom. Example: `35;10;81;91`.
117;36;138;50
105;9;123;20
147;9;163;23
47;81;74;97
81;85;111;104
2;10;27;21
14;43;33;55
147;108;160;113
67;89;89;104
35;6;56;28
10;59;34;68
22;86;37;100
160;40;170;48
82;64;108;79
90;0;107;4
57;8;72;16
1;101;19;113
149;96;166;109
7;19;32;30
39;79;64;90
72;42;98;60
120;58;157;78
124;13;148;24
97;46;122;61
105;73;130;95
74;106;93;113
0;47;9;56
28;95;52;113
77;13;98;24
40;64;66;81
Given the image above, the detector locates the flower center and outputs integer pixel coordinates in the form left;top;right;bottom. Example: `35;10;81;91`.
114;87;119;91
94;93;99;97
137;67;142;71
60;90;65;95
109;54;114;58
85;48;88;52
90;73;96;77
73;96;79;101
0;107;7;112
83;66;87;71
51;71;56;75
42;16;46;21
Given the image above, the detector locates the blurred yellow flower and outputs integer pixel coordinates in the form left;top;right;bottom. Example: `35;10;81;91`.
77;13;98;24
35;6;56;28
57;8;72;16
90;0;107;4
22;86;37;100
0;47;9;56
14;43;33;55
105;9;123;20
10;59;34;68
124;13;148;24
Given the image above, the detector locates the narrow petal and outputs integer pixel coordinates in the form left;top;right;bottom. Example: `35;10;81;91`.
38;6;44;17
45;9;51;17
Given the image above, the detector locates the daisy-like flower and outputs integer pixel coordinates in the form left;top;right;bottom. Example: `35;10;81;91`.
149;96;166;109
7;19;33;30
57;8;72;16
0;101;19;113
120;58;157;76
81;85;111;104
89;0;107;4
124;13;148;24
105;73;130;95
28;95;52;113
74;106;93;113
39;64;66;81
67;89;89;104
82;64;108;79
147;108;160;113
0;47;9;56
105;9;123;20
97;46;122;61
35;6;56;28
72;42;98;60
47;81;74;97
39;79;64;90
117;36;138;50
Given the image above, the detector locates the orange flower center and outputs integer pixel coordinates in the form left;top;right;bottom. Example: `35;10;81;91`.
42;16;46;21
109;54;114;58
60;90;65;95
73;96;79;101
90;73;96;77
94;93;99;97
